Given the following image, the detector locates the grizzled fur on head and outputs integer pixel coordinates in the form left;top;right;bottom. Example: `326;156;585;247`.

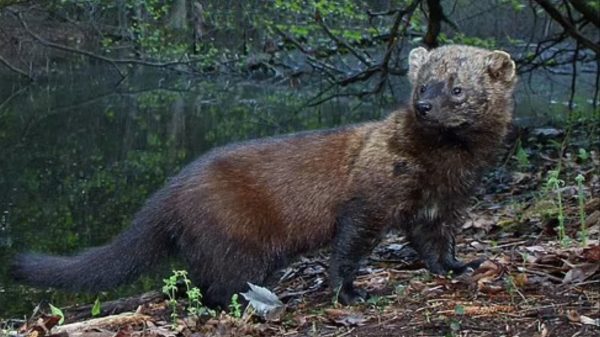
407;45;517;135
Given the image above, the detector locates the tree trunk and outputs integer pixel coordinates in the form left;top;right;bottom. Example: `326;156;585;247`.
424;0;443;48
167;0;188;30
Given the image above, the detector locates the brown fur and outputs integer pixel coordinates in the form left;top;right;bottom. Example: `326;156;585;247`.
11;45;517;307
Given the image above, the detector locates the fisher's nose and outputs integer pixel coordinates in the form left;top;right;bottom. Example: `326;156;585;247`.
415;101;432;117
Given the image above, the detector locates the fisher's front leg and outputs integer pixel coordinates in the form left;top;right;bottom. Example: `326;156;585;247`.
405;217;482;275
329;198;382;305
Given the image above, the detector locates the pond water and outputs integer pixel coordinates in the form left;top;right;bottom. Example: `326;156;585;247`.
0;66;596;317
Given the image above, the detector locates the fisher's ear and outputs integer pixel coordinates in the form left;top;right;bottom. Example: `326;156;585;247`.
408;47;430;84
486;50;516;83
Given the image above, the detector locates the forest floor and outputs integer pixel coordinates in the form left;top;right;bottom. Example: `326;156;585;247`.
2;122;599;337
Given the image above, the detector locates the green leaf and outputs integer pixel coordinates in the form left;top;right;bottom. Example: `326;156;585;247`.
450;319;461;331
578;148;590;161
49;303;65;325
515;143;529;168
454;304;465;315
91;298;101;317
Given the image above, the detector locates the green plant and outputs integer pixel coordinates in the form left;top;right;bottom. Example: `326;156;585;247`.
91;298;101;317
186;286;203;316
162;271;180;325
577;148;590;161
514;139;530;169
162;270;214;326
454;304;465;316
490;239;499;250
394;284;406;297
366;295;390;311
229;293;242;318
446;314;464;337
501;0;526;12
49;303;65;325
575;174;588;246
518;251;530;267
332;284;343;306
504;274;517;305
546;170;570;247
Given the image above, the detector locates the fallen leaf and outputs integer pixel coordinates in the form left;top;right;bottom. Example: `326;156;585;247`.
524;245;546;253
512;172;532;184
513;273;528;287
324;309;368;327
585;198;600;214
531;127;563;138
579;315;600;326
471;259;503;290
469;241;486;251
241;283;286;321
408;280;426;292
112;326;133;337
585;210;600;227
26;315;61;337
567;309;580;323
583;245;600;262
463;214;496;230
562;263;600;284
565;309;600;326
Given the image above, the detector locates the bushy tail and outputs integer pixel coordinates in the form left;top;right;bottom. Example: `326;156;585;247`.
11;192;175;292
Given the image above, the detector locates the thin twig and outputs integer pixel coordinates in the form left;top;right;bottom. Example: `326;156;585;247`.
594;58;599;108
532;0;600;55
374;0;420;92
339;0;419;88
315;10;372;67
568;41;579;110
0;83;30;114
521;268;564;283
0;53;33;81
9;8;125;78
8;9;208;78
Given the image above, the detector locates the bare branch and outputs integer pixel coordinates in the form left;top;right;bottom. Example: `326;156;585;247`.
272;25;344;81
532;0;600;55
568;41;579;110
272;25;314;55
342;0;419;86
424;0;443;48
382;0;420;70
0;0;30;8
0;83;29;114
367;8;404;17
372;0;420;91
8;8;211;78
315;10;372;67
0;53;33;81
10;8;126;78
594;58;599;108
567;0;600;28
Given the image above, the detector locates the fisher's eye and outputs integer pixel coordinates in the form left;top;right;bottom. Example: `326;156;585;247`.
419;85;426;93
452;87;463;95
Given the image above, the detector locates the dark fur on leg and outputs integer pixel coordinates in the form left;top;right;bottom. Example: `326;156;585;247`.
405;219;478;276
330;198;382;305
